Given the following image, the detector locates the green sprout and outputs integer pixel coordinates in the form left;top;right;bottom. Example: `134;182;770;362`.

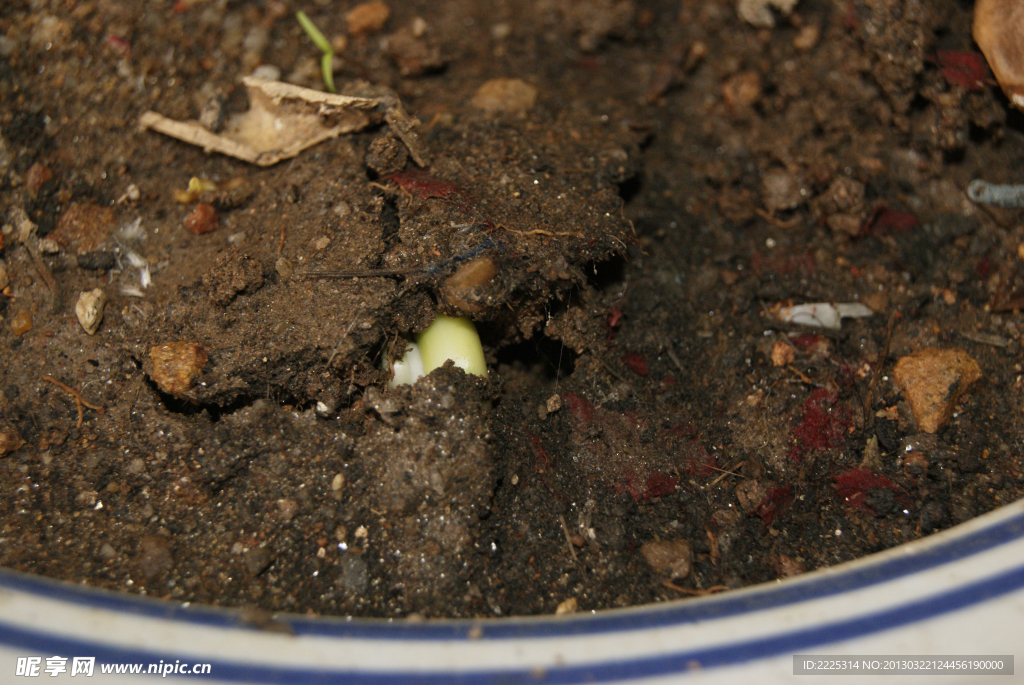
296;10;336;93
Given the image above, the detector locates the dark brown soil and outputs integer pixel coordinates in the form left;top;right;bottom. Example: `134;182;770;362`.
1;0;1023;620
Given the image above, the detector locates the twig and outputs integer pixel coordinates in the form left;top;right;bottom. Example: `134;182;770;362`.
504;228;583;238
42;375;105;428
709;459;746;487
662;581;729;596
558;514;578;563
786;364;815;386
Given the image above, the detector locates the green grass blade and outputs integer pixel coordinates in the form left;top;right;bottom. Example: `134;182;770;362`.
321;52;337;93
296;11;333;55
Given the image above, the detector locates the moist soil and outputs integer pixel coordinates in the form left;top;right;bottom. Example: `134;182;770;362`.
1;0;1023;620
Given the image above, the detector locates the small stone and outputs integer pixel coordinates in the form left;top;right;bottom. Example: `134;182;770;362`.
0;423;25;457
737;0;798;28
793;23;820;51
244;546;273;576
771;341;795;367
137;534;174;579
893;348;982;433
52;203;115;253
722;70;762;109
275;257;293;280
38;238;60;254
0;261;9;291
331;473;345;492
337;553;368;594
75;288;107;335
773;554;805;577
471;78;538;116
639;538;693;579
346;1;390;36
148;342;208;396
546;394;562;414
276;498;299;522
761;169;805;213
184;203;218;235
25;162;52;199
10;310;32;335
861;290;888;313
555;597;578;614
99;543;117;560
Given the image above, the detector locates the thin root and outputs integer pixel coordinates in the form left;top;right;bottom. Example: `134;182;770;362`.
504;227;583;238
662;581;729;596
42;375;105;428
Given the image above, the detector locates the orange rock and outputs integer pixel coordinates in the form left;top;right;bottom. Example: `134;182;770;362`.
10;310;32;335
346;0;390;36
184;203;218;235
51;203;116;253
470;78;538;116
770;341;795;367
893;348;981;433
148;342;208;396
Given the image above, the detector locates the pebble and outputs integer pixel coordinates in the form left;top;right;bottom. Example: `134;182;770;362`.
770;341;795;367
737;0;798;28
250;64;281;82
10;310;32;335
244;546;273;576
337;553;368;594
761;169;806;213
75;288;107;336
25;162;52;199
148;342;208;396
52;203;116;253
722;70;762;108
0;423;25;456
346;1;390;36
184;203;219;235
639;538;693;579
555;597;578;614
471;78;538;116
137;534;174;579
892;347;982;433
0;260;8;291
275;257;294;280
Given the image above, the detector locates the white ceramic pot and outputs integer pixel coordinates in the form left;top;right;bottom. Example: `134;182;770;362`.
2;497;1022;683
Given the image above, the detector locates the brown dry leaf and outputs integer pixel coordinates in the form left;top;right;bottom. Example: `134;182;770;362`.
139;77;382;166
